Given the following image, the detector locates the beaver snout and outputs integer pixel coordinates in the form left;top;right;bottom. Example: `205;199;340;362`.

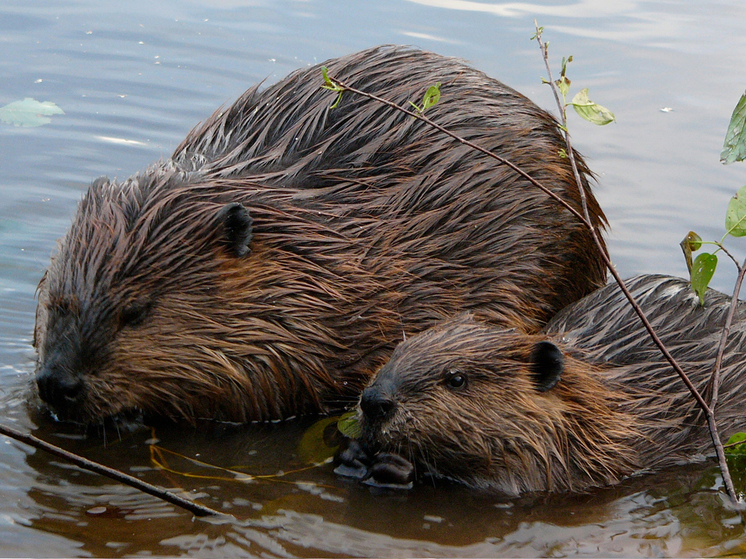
360;385;396;424
36;361;84;419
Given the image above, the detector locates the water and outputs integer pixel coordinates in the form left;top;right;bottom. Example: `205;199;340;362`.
2;0;746;556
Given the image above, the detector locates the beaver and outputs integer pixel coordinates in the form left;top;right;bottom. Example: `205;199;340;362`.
33;45;607;425
347;274;746;495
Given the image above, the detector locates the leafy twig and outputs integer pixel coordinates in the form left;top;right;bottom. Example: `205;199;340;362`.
321;68;590;228
534;21;740;507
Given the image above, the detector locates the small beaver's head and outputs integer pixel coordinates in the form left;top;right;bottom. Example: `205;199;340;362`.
32;169;281;424
357;316;641;495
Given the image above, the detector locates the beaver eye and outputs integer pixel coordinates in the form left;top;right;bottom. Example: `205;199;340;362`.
445;370;467;390
120;301;152;328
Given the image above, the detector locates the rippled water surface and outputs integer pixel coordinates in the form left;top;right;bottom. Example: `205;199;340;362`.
2;0;746;556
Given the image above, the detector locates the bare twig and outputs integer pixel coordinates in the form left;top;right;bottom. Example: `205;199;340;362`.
709;258;746;408
534;21;740;507
0;422;226;518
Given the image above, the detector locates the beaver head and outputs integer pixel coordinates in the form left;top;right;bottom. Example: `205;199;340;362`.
357;316;642;495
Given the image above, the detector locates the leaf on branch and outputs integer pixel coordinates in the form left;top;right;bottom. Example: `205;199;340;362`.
690;252;718;305
410;83;442;114
0;98;64;127
721;91;746;164
570;88;616;125
556;76;571;99
725;432;746;456
725;184;746;237
680;231;702;274
320;66;344;108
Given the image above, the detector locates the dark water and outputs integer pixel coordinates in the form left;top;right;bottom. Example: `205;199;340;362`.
2;0;746;556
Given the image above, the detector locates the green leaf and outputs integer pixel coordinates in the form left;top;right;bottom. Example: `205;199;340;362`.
721;91;746;164
691;252;718;305
725;184;746;237
320;66;344;108
420;82;441;112
570;88;616;125
726;432;746;456
556;76;571;99
680;231;703;274
337;410;362;439
0;98;64;128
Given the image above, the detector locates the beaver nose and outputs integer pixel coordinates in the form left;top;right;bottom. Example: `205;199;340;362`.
360;386;395;422
36;362;84;413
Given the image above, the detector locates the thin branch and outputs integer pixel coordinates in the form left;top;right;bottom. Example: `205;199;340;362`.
323;75;591;229
534;21;740;507
326;45;714;417
0;422;226;518
717;242;741;269
709;257;746;410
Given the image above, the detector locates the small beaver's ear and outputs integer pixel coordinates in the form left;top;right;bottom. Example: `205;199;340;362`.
529;341;564;392
218;203;253;257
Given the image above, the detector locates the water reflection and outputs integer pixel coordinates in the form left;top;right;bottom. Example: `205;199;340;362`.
15;411;746;556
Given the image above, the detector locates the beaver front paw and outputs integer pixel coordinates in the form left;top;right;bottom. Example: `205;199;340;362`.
335;441;414;489
364;452;415;489
334;439;372;480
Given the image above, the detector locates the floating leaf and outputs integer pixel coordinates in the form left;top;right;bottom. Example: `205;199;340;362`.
680;231;703;274
691;252;718;305
725;184;746;237
297;416;343;464
570;88;615;125
726;432;746;456
337;410;362;439
0;97;64;127
721;91;746;164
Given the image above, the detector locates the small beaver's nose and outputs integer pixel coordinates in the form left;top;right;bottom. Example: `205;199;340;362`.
360;386;395;422
36;363;84;413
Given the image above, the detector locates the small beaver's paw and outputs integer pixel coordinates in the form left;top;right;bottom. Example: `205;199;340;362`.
364;452;415;489
334;439;372;480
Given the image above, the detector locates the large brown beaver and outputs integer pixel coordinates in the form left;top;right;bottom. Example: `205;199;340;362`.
348;274;746;495
33;45;607;425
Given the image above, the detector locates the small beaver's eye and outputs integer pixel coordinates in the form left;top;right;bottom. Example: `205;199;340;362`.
445;370;467;390
120;301;152;328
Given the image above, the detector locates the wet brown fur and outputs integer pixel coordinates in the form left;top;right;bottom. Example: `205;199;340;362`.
34;45;606;424
359;275;746;495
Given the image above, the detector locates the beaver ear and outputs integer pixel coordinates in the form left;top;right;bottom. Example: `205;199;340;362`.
529;341;564;392
218;203;253;257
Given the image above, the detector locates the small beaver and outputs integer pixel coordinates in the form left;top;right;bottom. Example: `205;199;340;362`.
34;45;607;424
348;275;746;495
